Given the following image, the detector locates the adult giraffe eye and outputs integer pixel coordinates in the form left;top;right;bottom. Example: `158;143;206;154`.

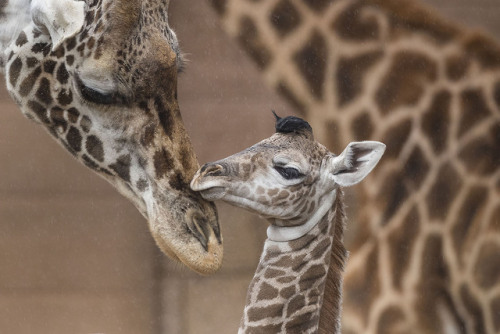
274;166;304;180
75;74;118;105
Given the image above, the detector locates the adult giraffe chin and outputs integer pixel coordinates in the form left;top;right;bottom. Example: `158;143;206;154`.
0;0;223;275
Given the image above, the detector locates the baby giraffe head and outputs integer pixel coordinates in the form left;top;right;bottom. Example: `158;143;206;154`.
191;114;385;240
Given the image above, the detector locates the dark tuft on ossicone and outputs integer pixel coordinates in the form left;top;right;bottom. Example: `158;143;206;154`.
272;110;313;135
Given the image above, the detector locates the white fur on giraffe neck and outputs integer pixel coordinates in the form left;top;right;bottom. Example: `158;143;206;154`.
267;190;337;242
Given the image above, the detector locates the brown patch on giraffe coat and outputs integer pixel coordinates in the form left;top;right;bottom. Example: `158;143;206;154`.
256;282;280;301
28;100;50;124
9;57;22;87
50;107;67;132
36;77;53;105
270;0;301;38
352;112;374;140
490;205;500;233
463;33;500;69
280;285;296;299
285;311;316;332
86;135;105;162
26;57;38;68
379;170;408;222
332;2;380;41
376;52;437;114
446;55;470;81
19;66;42;97
66;127;83;152
209;0;227;15
381;119;412;159
387;206;420;290
246;323;283;334
452;186;487;267
367;0;458;43
67;108;80;123
15;31;28;47
337;51;383;106
153;149;174;179
80;116;92;133
458;89;491;138
294;30;327;100
403;146;430;191
57;89;73;106
56;63;69;85
299;264;327;291
43;60;57;74
459;122;500;176
247;303;284;323
375;306;407;334
109;154;132;183
343;244;380;327
473;241;500;290
426;163;462;221
238;16;272;69
422;90;451;154
460;285;487;334
277;82;306;115
414;235;466;333
491;296;500;332
286;294;307;317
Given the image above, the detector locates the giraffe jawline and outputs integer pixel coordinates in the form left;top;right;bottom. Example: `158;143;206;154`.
198;186;226;201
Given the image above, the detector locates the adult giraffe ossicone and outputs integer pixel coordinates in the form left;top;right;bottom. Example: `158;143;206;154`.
192;114;385;333
1;0;223;275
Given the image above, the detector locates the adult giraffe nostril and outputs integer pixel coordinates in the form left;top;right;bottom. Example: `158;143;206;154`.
187;211;212;251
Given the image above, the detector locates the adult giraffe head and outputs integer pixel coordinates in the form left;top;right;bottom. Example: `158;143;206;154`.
3;0;222;275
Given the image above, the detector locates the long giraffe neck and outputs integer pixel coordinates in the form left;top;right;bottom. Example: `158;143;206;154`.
240;191;347;334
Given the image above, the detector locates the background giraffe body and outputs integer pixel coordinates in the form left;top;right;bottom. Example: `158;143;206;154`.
192;115;385;333
210;0;500;332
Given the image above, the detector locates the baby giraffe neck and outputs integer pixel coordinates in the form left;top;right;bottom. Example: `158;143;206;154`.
239;191;346;334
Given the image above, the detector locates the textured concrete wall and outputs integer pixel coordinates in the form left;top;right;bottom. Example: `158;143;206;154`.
0;0;499;333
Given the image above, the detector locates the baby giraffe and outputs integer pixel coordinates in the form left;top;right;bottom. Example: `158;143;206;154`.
191;114;385;333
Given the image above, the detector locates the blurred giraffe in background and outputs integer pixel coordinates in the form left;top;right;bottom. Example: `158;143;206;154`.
209;0;500;332
0;0;223;275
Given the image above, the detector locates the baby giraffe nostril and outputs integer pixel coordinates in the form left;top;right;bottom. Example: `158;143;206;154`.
202;163;225;177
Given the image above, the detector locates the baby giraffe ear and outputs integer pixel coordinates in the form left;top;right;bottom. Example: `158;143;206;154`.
328;141;386;187
31;0;86;51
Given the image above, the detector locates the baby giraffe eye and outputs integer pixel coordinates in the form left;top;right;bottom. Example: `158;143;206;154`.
274;166;304;180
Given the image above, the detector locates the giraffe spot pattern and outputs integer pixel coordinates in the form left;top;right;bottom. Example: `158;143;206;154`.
86;135;105;162
109;154;132;183
293;31;327;100
459;122;500;176
332;2;380;41
473;241;500;290
458;89;491;138
337;51;383;106
387;206;420;290
426;163;462;220
422;90;451;154
376;52;437;114
238;16;272;69
66;126;83;152
269;0;301;38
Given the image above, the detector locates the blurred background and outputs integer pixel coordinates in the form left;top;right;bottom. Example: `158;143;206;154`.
0;0;499;333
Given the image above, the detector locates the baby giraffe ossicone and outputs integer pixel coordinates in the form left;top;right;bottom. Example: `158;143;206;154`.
191;114;385;333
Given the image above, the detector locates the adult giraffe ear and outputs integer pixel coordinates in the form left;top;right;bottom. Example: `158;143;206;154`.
328;141;386;187
31;0;86;51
